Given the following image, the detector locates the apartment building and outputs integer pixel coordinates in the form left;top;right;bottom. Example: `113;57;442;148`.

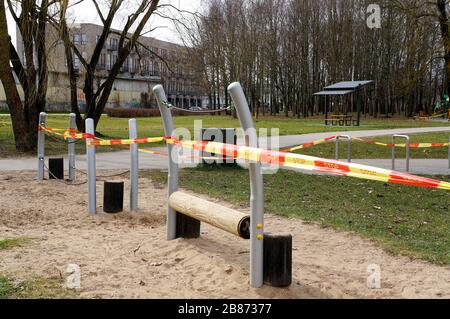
11;23;206;110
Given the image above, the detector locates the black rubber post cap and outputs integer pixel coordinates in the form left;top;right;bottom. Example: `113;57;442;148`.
103;181;124;213
48;158;64;180
263;233;292;287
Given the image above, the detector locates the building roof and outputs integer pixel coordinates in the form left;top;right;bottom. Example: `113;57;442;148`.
313;90;355;96
323;81;374;91
313;81;374;96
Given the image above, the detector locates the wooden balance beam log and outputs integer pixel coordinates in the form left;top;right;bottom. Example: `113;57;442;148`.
169;191;250;239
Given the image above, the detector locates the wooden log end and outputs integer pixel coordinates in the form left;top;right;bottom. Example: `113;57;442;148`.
238;216;250;239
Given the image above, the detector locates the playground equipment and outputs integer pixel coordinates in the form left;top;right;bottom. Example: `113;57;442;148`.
392;134;410;172
86;118;97;214
37;112;77;181
153;82;291;288
85;118;139;214
335;135;352;163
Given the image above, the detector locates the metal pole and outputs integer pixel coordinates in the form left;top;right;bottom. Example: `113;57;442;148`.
37;112;46;181
392;135;396;171
392;134;410;172
335;137;339;161
68;113;76;181
129;118;139;212
153;85;178;240
86;118;96;215
228;82;264;289
405;136;410;172
347;137;352;163
335;135;352;163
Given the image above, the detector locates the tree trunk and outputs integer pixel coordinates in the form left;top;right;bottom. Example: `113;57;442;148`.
0;1;33;152
437;0;450;98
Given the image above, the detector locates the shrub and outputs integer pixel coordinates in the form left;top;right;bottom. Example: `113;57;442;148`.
104;108;203;118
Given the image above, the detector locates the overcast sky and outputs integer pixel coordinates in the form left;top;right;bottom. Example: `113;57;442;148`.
7;0;204;45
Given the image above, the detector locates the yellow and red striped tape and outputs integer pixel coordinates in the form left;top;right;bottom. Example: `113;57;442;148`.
282;136;337;152
38;125;450;190
166;138;450;191
87;137;165;146
283;135;450;151
41;125;450;149
352;137;450;149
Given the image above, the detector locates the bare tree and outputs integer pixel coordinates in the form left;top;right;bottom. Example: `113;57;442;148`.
193;0;444;118
0;0;52;152
55;0;160;131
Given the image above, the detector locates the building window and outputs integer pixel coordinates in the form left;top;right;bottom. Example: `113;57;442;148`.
132;58;139;73
111;54;117;68
74;55;80;68
72;34;80;45
110;38;118;51
160;48;167;58
100;53;106;67
81;34;88;45
141;59;149;74
161;63;167;74
151;47;158;57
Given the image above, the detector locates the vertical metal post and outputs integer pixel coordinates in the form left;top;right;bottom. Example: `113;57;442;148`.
392;134;410;172
153;85;178;240
335;137;339;161
129;118;139;212
335;135;352;162
86;118;96;214
37;112;46;181
392;136;396;171
68;113;76;181
228;82;264;289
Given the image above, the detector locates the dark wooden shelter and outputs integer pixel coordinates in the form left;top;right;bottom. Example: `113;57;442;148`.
313;81;374;126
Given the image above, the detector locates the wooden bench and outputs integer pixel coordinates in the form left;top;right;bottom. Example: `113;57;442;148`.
326;115;354;126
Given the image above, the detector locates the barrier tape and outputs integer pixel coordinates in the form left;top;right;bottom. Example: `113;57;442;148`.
282;136;337;152
283;135;450;151
352;137;450;149
39;125;95;140
38;125;450;190
38;125;68;138
41;125;450;150
166;138;450;191
87;137;165;146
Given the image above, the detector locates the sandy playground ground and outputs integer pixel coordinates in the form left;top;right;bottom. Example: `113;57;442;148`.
1;170;450;299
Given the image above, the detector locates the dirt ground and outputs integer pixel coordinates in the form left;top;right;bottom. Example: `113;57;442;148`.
1;170;450;299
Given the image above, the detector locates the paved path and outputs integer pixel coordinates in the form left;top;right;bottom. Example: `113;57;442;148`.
1;126;449;175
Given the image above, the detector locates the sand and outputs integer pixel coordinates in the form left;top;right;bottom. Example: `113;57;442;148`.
1;170;450;299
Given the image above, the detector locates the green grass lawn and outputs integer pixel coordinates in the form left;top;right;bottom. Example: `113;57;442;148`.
0;237;77;299
295;132;450;159
146;167;450;265
0;114;448;157
0;275;77;299
0;238;31;250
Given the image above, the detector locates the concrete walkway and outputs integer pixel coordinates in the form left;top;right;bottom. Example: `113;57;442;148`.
1;126;449;175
